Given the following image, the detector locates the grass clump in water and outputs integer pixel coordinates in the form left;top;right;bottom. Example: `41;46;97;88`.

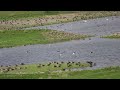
101;33;120;39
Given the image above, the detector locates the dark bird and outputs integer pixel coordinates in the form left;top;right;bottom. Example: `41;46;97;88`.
91;52;93;53
86;61;93;67
20;63;25;65
62;69;66;71
89;38;91;40
54;65;57;68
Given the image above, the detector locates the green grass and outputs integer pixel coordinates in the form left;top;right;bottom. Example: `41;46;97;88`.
65;66;120;79
0;29;91;48
0;62;120;79
101;33;120;39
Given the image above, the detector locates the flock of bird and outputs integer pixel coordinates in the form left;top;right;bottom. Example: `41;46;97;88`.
36;61;96;71
0;61;96;73
0;63;26;73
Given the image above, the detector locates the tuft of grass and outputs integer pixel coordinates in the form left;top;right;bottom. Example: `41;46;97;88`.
64;66;120;79
101;33;120;39
0;29;92;48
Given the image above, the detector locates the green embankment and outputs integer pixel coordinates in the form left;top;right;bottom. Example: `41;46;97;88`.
0;29;91;48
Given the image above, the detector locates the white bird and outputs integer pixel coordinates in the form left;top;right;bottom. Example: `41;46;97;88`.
72;52;75;55
106;18;109;21
84;20;87;22
59;53;62;56
59;51;65;57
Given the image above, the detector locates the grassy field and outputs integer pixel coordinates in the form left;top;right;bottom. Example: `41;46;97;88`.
0;61;120;79
101;33;120;39
0;11;120;30
0;29;91;48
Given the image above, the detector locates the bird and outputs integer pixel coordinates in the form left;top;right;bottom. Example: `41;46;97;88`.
86;61;93;67
72;52;75;55
84;20;87;22
91;52;93;53
20;63;25;65
62;69;66;71
93;63;96;66
89;38;91;40
26;50;29;53
61;61;64;64
59;53;62;57
57;50;60;52
106;18;109;21
54;65;57;68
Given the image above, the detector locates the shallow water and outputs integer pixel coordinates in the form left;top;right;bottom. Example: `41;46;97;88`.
25;16;120;36
0;16;120;69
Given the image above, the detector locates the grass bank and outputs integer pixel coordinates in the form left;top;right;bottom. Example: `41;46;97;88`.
0;11;120;30
0;61;91;79
0;29;91;48
0;61;120;79
0;11;71;20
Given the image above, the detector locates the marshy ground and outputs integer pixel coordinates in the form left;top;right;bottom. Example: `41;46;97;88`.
0;11;120;79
